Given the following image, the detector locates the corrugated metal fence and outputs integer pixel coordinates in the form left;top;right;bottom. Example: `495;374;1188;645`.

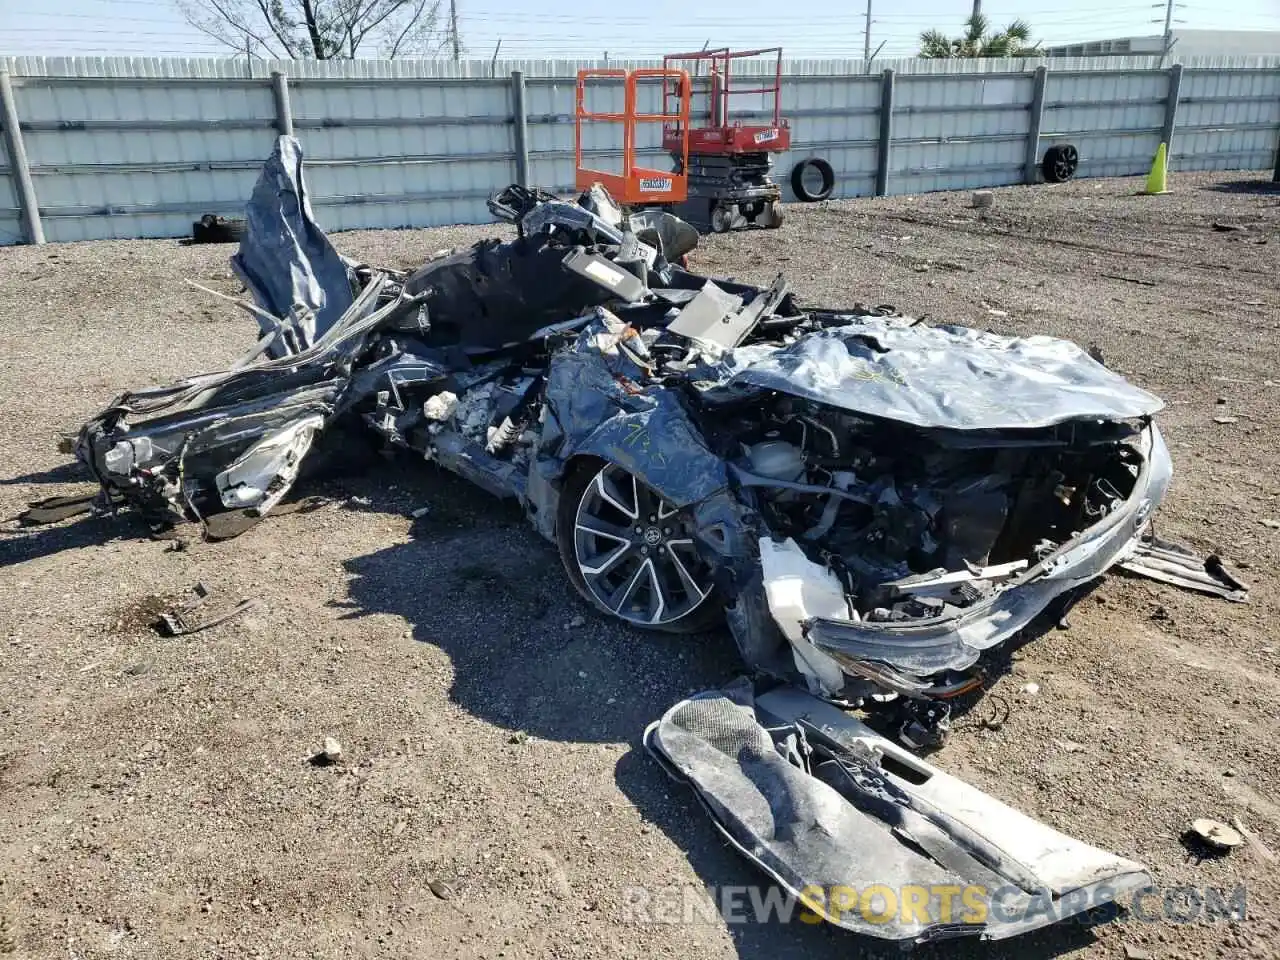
1;53;1277;245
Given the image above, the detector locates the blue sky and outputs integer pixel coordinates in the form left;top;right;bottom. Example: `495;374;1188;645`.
2;0;1277;59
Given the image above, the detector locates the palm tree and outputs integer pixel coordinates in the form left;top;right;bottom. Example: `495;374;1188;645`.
919;14;1040;59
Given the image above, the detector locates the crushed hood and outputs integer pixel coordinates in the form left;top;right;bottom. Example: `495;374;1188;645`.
717;317;1164;430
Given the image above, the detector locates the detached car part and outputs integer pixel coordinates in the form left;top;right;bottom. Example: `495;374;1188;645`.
647;682;1152;943
1042;144;1080;183
791;156;836;202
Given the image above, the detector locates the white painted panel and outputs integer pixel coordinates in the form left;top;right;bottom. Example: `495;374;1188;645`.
0;127;27;243
1176;127;1276;170
16;79;276;123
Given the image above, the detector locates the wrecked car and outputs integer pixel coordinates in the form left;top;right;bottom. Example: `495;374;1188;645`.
74;137;1243;734
61;136;1253;944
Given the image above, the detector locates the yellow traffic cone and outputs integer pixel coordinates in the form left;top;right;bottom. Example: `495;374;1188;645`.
1143;142;1169;195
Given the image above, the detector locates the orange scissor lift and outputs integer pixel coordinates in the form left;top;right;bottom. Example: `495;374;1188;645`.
575;68;691;207
662;47;790;233
575;51;788;234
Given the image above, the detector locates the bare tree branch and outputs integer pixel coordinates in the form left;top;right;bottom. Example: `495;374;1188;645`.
387;0;432;58
351;0;410;53
251;0;305;56
179;0;288;57
173;0;444;59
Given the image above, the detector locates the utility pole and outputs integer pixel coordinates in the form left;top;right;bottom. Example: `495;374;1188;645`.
1153;0;1182;58
863;0;872;61
449;0;460;61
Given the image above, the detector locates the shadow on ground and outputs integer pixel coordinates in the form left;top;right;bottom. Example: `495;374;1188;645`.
0;461;89;486
339;457;1116;960
1210;178;1280;195
339;456;743;744
0;513;133;568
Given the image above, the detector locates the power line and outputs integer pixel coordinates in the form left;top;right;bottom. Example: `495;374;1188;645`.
12;0;1165;21
8;0;1271;59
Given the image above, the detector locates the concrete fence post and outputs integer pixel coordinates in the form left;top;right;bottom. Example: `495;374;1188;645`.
1274;63;1280;183
0;70;44;245
1024;65;1048;184
1160;63;1183;164
271;71;294;137
875;68;895;197
511;70;530;188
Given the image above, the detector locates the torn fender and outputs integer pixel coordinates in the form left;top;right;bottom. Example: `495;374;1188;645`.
215;412;325;514
646;683;1151;943
1119;533;1248;602
231;135;355;354
532;320;731;515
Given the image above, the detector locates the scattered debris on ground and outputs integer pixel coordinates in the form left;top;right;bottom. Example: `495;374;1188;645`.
154;583;261;637
1189;818;1245;852
318;737;343;764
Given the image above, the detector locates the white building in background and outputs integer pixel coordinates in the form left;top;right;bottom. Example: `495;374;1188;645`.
1044;29;1279;59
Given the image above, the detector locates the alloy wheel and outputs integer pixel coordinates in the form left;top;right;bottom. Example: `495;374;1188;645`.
572;464;715;626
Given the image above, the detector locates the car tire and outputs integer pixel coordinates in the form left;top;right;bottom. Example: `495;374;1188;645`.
1041;144;1079;183
191;214;247;244
790;157;835;202
710;205;734;234
556;458;722;634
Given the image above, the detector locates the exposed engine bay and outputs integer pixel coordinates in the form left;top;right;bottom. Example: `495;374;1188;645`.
712;400;1146;621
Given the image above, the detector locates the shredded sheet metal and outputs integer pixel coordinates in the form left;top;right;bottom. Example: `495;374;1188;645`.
1119;532;1249;601
231;136;354;353
646;684;1152;943
532;315;732;510
719;318;1165;431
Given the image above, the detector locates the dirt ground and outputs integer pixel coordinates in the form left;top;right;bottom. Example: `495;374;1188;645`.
2;170;1279;960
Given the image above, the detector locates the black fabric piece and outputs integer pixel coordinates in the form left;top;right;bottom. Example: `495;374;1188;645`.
403;235;613;348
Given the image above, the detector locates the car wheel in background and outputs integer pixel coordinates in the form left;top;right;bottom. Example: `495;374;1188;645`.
191;214;248;244
1042;144;1080;183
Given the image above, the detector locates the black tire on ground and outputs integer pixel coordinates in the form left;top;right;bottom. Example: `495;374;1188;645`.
710;205;734;234
191;215;248;244
790;156;835;202
555;457;723;635
760;200;784;229
1042;144;1080;183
